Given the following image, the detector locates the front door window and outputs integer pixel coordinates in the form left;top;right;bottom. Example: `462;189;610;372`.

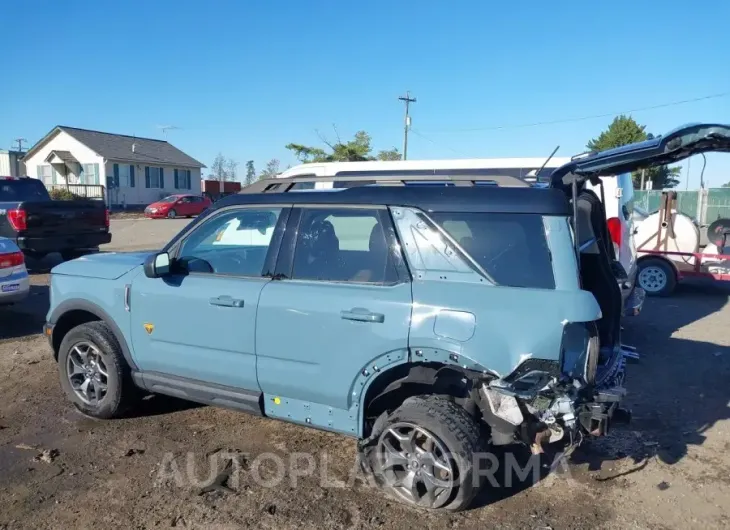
177;207;283;277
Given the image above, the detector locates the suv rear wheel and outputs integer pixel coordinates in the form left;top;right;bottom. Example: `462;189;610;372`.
57;321;137;419
365;395;486;511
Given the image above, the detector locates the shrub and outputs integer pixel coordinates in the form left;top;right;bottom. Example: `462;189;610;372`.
49;188;82;201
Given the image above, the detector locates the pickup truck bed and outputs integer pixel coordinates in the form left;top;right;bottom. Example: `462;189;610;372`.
0;177;111;260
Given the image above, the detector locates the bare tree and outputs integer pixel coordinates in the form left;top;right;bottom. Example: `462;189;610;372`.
258;159;280;180
226;159;239;182
211;153;227;182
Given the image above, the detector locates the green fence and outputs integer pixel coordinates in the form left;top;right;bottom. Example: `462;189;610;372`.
705;187;730;223
634;188;730;223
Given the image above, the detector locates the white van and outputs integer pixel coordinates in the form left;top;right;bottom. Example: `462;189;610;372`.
276;158;572;188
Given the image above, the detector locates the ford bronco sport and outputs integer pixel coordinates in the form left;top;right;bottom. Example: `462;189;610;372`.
45;123;730;511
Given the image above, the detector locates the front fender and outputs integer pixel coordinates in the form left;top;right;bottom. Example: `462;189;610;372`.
47;298;138;370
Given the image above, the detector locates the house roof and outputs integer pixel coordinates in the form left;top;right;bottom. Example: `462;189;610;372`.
25;126;206;168
45;150;78;163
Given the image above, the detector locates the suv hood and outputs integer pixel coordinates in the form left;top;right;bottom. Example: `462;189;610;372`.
550;123;730;187
51;251;152;280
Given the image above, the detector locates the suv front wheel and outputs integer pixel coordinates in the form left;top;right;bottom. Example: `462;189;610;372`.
57;321;136;419
365;395;486;511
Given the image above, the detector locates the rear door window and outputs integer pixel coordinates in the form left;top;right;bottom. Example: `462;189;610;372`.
291;207;398;284
429;212;555;289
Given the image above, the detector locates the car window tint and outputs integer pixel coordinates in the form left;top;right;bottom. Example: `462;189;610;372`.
178;208;282;276
430;212;555;289
292;208;397;284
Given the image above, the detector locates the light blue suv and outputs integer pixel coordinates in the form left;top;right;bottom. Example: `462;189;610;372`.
44;124;729;511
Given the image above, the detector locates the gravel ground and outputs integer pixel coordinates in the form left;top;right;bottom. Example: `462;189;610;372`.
1;247;728;528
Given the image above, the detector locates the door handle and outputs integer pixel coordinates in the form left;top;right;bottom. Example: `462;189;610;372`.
209;295;244;308
340;308;385;323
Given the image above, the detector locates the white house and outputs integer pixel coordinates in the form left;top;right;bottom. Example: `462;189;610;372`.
22;126;206;207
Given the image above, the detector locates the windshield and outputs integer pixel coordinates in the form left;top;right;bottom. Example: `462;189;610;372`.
0;179;50;202
159;196;179;203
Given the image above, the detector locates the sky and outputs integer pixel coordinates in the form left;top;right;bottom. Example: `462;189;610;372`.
2;0;729;187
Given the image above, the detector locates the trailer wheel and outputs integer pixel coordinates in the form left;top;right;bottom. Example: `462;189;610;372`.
638;258;677;297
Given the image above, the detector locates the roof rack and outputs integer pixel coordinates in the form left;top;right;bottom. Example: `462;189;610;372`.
240;173;531;194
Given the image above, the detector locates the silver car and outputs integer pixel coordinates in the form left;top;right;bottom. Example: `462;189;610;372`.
0;237;29;306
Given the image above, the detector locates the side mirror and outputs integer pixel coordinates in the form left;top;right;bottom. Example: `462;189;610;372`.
144;252;172;278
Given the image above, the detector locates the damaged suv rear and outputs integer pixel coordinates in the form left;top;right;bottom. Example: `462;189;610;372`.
45;123;730;512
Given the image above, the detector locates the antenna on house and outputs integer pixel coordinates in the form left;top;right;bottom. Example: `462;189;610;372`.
157;125;181;138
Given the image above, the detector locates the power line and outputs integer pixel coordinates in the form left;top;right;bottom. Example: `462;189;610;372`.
423;91;730;134
409;128;468;157
398;91;416;160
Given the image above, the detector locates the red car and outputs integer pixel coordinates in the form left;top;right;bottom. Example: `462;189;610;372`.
144;194;211;219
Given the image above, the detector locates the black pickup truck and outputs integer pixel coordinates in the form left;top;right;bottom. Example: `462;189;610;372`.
0;177;111;261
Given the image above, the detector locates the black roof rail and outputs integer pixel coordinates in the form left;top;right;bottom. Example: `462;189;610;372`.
240;173;531;194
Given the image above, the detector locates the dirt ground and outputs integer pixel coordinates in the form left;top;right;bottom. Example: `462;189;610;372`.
1;261;729;528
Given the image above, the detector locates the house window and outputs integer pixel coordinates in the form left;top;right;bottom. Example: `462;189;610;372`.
175;169;192;190
113;164;135;187
81;163;100;185
37;165;53;185
145;166;164;188
118;164;130;187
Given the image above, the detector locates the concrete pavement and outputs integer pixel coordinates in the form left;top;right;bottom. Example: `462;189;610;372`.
102;218;192;252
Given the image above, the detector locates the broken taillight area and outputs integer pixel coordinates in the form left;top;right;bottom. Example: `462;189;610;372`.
475;324;630;454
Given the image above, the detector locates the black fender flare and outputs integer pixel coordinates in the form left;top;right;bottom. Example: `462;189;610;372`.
48;298;139;371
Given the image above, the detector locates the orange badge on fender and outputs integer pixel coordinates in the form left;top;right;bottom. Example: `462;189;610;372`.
144;323;155;335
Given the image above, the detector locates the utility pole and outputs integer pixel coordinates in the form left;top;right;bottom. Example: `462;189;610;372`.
398;91;416;160
13;138;27;152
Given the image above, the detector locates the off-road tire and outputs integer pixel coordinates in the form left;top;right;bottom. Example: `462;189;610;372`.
57;321;136;419
365;395;487;512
